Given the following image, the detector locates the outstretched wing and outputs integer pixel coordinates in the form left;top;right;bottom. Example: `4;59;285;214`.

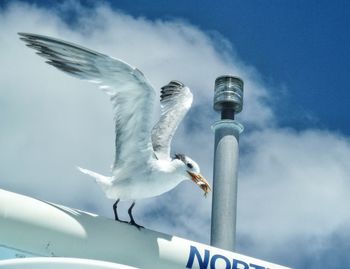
19;32;157;170
151;81;193;160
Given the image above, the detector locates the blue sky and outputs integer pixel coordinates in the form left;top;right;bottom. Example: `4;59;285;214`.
0;1;350;268
89;0;350;133
3;0;349;134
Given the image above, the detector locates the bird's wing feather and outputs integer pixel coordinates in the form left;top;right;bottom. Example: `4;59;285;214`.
19;33;157;170
151;81;193;160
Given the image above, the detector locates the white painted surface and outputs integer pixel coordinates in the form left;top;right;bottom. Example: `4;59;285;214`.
0;257;137;269
0;188;291;269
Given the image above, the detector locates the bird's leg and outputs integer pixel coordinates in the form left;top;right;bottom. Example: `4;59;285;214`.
128;202;144;230
112;199;127;223
113;199;120;220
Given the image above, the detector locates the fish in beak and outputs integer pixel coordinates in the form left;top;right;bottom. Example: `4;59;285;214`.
187;171;211;197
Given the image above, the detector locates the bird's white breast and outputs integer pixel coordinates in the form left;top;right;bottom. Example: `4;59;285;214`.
105;159;186;201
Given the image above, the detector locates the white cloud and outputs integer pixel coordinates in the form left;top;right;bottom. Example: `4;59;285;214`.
1;2;350;267
238;129;350;260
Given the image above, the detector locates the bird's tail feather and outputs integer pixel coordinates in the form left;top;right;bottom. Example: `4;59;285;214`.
77;166;111;186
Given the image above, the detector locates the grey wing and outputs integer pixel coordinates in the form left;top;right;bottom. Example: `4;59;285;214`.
151;81;193;160
19;33;157;169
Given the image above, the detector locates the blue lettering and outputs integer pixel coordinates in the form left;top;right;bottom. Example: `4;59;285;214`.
186;245;267;269
232;259;249;269
210;254;231;269
186;245;210;269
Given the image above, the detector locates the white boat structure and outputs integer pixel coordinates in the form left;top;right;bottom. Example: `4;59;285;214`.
0;257;137;269
0;188;290;269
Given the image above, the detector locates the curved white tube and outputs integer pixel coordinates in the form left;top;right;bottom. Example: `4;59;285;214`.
0;188;290;269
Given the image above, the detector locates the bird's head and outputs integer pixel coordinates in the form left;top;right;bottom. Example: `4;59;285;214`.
174;153;211;196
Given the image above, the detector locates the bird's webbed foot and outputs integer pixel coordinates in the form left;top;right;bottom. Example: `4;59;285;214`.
129;219;144;230
128;201;144;230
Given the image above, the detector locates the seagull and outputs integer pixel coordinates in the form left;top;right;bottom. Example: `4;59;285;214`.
19;32;211;229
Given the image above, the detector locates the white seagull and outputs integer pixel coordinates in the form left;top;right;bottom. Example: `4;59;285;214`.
19;33;211;228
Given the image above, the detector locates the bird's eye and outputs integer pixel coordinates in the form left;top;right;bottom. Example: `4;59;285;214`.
187;163;193;169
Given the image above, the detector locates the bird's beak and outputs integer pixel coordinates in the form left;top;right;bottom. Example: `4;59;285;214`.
187;171;211;197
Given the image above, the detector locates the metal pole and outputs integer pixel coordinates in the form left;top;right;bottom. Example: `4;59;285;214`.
211;76;244;251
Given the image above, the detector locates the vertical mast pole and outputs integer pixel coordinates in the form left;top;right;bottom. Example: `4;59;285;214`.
211;76;244;251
